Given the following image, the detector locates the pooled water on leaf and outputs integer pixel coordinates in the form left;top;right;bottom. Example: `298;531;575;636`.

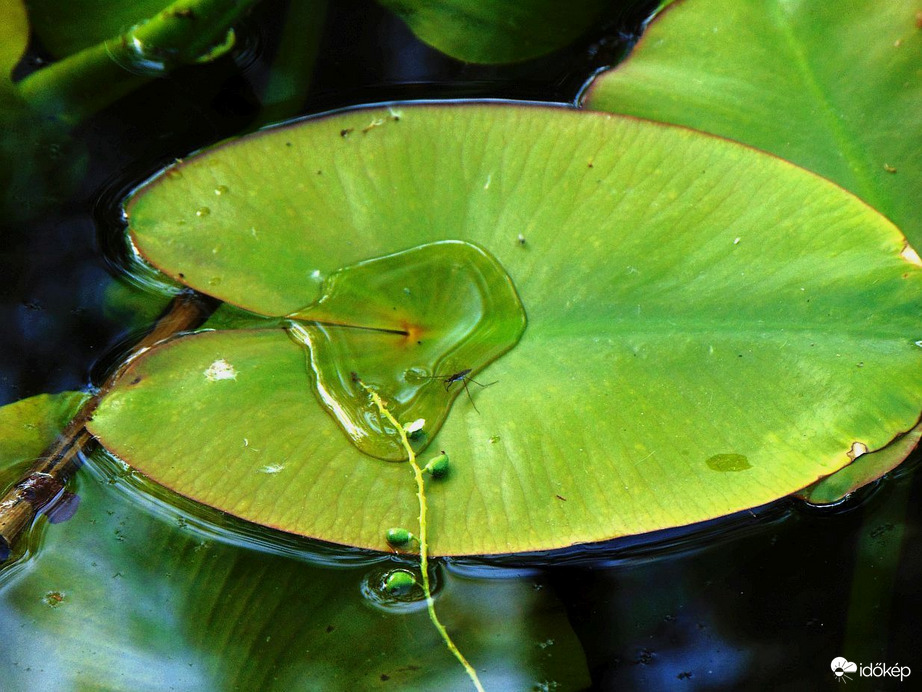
706;453;751;472
286;240;526;460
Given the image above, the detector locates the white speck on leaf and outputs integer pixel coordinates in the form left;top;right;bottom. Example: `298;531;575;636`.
847;442;868;460
362;117;385;133
900;243;922;266
204;359;237;381
260;464;285;474
403;418;425;434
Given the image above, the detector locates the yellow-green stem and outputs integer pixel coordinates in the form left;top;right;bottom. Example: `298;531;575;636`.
358;381;485;692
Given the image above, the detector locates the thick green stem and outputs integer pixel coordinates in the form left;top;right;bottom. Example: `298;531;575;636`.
17;0;260;125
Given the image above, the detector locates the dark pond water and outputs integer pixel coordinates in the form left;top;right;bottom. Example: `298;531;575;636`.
1;0;920;689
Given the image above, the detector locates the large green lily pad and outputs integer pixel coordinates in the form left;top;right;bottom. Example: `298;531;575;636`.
583;0;922;246
89;104;922;555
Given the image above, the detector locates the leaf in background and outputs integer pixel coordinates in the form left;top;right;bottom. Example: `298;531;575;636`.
0;0;27;83
101;278;174;331
26;0;170;58
89;104;922;555
0;392;88;558
0;0;30;203
15;0;260;127
583;0;922;246
0;392;88;471
0;1;87;222
0;456;590;690
377;0;610;63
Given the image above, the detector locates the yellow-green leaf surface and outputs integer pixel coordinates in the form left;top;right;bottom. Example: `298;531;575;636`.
583;0;922;246
90;104;922;555
376;0;610;64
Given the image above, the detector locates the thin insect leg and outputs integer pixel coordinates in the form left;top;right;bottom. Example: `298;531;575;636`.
461;379;479;413
464;377;497;389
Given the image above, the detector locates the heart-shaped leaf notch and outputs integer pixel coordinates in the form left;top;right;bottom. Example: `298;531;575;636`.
286;240;527;460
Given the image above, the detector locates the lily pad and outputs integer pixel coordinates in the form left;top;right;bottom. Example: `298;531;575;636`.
583;0;922;246
89;104;922;555
376;0;611;64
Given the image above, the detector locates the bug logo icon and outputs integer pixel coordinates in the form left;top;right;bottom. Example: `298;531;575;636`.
831;657;858;683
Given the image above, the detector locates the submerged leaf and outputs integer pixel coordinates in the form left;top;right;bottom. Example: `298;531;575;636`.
91;104;922;555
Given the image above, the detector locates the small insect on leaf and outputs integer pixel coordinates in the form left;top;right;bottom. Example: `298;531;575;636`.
423;368;498;412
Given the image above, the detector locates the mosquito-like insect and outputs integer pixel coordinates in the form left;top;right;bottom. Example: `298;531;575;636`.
425;368;497;412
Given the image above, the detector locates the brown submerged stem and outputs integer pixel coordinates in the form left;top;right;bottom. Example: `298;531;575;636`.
0;290;216;562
